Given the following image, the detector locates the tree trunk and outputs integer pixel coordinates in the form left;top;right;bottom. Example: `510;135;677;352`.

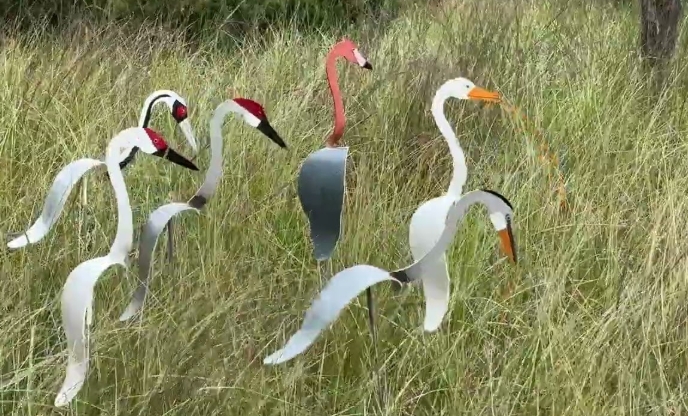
639;0;682;67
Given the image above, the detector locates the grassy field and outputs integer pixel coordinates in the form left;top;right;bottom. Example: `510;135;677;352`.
2;0;688;414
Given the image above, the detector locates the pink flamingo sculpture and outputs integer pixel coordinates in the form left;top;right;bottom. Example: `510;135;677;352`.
296;38;374;327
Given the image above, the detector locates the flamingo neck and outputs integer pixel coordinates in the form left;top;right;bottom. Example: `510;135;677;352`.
431;90;467;197
105;134;133;262
325;50;345;147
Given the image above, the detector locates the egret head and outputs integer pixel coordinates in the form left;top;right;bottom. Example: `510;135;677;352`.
481;189;517;264
439;78;501;103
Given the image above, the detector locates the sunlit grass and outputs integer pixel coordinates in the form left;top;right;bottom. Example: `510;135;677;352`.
2;0;688;414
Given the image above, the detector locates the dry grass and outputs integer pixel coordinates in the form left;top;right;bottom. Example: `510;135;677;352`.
2;0;688;414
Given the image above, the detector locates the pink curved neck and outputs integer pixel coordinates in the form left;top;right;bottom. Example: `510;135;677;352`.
325;48;345;147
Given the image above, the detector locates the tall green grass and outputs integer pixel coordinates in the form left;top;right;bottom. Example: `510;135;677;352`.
2;0;688;414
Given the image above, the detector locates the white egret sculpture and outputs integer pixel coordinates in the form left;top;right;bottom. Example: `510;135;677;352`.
264;189;516;365
409;77;516;332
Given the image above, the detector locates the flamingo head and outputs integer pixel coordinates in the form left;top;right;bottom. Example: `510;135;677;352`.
335;38;372;70
231;98;287;149
137;127;199;171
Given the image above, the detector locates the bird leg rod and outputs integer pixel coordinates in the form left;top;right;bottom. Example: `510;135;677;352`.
165;221;174;263
317;259;377;339
365;287;377;342
81;175;88;207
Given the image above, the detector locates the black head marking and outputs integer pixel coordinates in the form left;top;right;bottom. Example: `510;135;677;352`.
482;189;513;210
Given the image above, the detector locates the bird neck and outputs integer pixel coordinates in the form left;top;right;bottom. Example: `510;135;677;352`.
325;49;345;147
192;100;236;207
423;190;485;260
431;90;467;198
139;92;171;128
105;133;134;262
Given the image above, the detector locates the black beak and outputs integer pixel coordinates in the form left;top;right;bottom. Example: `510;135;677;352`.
153;148;199;171
257;119;287;148
362;61;372;70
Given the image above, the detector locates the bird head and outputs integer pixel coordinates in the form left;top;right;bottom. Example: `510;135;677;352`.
137;127;199;171
118;90;199;171
481;189;517;264
142;90;198;153
441;78;501;103
335;38;373;70
231;97;288;149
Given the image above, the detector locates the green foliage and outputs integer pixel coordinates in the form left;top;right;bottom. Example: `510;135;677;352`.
0;0;409;36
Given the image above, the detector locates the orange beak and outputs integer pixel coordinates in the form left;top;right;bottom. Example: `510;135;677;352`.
497;225;517;264
467;86;501;103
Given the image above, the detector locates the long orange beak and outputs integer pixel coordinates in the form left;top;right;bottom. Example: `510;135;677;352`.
467;86;501;103
497;225;517;264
